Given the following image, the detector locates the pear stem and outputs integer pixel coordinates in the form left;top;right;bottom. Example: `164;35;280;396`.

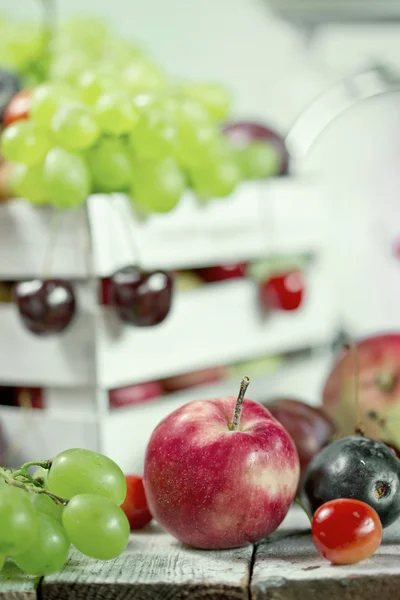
344;341;364;436
231;376;250;431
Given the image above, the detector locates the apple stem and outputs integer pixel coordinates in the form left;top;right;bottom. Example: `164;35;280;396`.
344;342;364;436
231;376;250;431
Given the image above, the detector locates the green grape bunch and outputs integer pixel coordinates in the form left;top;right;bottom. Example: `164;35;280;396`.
0;12;282;214
0;448;130;577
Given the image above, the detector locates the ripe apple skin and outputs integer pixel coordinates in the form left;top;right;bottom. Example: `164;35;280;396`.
144;396;299;549
322;334;400;445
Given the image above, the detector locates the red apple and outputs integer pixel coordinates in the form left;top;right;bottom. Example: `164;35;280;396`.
162;366;227;392
196;263;248;283
144;377;300;549
265;398;336;477
322;334;400;445
259;270;304;312
121;474;153;530
109;381;163;409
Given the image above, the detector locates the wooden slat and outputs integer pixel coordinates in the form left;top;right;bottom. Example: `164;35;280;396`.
42;523;253;600
0;560;38;599
251;507;400;600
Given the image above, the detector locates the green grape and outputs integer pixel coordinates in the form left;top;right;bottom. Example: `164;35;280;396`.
129;107;177;160
78;71;117;107
122;59;166;94
43;148;91;208
31;83;79;129
32;466;49;488
131;157;184;213
62;494;129;560
51;103;99;151
95;90;139;135
88;138;132;192
49;51;90;84
238;141;280;179
0;486;38;555
0;24;45;71
47;448;126;505
181;82;232;121
190;153;240;199
13;514;69;576
1;122;50;166
174;97;210;126
101;39;143;70
0;554;5;571
176;122;219;167
57;17;109;55
30;493;64;523
11;163;47;204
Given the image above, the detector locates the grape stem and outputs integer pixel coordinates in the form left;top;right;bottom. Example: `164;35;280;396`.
344;341;364;436
0;464;68;505
230;376;250;431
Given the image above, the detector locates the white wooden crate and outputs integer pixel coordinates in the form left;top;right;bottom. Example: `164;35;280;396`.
0;177;325;279
0;350;334;471
96;259;337;389
0;259;336;388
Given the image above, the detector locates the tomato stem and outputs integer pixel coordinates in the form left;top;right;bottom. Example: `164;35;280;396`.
295;497;312;525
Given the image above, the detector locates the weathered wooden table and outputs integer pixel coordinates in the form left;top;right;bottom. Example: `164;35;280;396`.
1;507;399;600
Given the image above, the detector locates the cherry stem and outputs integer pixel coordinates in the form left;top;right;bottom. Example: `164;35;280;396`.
344;341;364;436
295;497;312;525
231;376;250;431
42;210;61;280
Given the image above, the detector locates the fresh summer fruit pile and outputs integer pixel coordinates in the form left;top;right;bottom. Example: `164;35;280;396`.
142;335;400;565
0;13;286;212
0;448;130;576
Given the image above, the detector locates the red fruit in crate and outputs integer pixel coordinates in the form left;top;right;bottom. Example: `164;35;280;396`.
109;381;163;409
223;121;289;176
16;387;43;409
144;377;299;549
265;398;336;477
100;277;112;305
13;279;76;335
322;334;400;445
259;270;304;312
121;474;153;530
196;263;248;283
163;366;227;392
312;499;382;565
3;89;31;127
110;266;174;327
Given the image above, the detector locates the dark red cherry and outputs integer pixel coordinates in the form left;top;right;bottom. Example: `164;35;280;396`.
110;266;173;327
196;263;248;283
13;279;76;335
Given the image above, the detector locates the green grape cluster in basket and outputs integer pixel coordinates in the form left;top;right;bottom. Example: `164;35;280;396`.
0;13;284;213
0;448;129;576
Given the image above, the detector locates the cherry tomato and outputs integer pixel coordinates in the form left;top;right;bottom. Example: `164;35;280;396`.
312;498;382;565
121;474;152;530
259;270;304;312
3;89;32;127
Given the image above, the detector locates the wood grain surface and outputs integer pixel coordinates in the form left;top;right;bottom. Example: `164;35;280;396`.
2;508;400;600
41;523;253;600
